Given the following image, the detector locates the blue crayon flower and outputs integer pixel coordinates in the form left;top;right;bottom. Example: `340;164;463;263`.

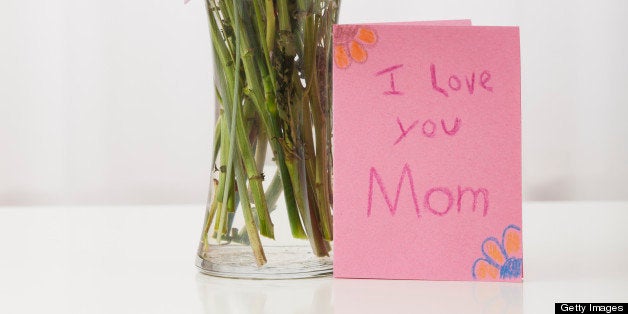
472;225;523;280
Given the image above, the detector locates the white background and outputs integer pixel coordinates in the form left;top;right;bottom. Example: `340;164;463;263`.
1;0;627;205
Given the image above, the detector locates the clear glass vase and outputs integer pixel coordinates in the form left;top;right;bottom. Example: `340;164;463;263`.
196;0;339;279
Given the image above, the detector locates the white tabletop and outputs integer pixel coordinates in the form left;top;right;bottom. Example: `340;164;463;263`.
0;202;626;314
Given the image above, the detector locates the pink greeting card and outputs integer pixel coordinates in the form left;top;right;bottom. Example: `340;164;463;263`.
332;23;521;281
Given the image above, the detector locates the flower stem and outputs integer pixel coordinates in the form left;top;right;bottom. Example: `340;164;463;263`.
234;151;267;266
200;0;339;262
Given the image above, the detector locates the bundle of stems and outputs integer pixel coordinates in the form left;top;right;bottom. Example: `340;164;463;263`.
199;0;339;266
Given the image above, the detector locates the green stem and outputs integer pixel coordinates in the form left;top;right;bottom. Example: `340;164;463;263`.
264;0;276;52
208;0;273;237
234;153;267;266
303;11;333;240
277;0;291;32
219;0;274;239
234;169;284;245
216;106;234;243
234;5;307;239
254;128;268;172
252;0;277;90
309;69;333;240
234;91;274;238
201;0;339;258
210;113;222;170
265;172;283;211
200;179;219;252
213;8;238;241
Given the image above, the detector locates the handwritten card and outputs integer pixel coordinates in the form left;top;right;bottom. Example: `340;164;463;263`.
332;23;521;281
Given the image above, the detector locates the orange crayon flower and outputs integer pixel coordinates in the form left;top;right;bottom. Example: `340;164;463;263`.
472;225;523;280
334;26;378;69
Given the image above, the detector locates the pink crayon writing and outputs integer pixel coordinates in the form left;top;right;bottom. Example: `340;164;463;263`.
367;163;489;218
394;117;461;145
431;63;493;97
375;64;404;95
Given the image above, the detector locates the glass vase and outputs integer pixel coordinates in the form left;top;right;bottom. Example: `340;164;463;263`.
196;0;339;279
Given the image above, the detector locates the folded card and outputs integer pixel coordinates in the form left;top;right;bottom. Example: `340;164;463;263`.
332;23;521;281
